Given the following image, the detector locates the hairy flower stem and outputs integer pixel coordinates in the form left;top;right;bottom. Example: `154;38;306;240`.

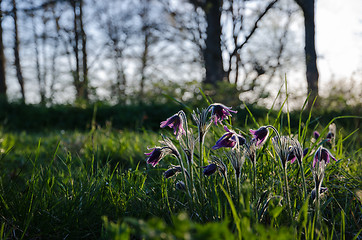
177;155;191;198
283;165;292;219
236;175;240;207
315;181;321;232
253;161;257;202
199;135;205;204
299;162;308;200
189;162;194;199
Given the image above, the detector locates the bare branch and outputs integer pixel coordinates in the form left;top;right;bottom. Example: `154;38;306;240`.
231;0;278;58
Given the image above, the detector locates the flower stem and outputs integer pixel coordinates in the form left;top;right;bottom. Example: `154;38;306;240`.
199;135;205;204
236;175;240;209
253;161;257;202
283;165;292;219
299;161;307;201
315;181;321;231
177;155;191;198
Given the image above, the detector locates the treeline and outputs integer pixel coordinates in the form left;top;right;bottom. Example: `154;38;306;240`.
0;0;321;107
0;100;359;132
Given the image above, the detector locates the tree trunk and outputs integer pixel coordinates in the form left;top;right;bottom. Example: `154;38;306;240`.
31;9;46;104
140;32;149;101
12;0;25;103
0;0;7;101
72;0;88;102
80;0;88;101
203;0;224;85
296;0;319;108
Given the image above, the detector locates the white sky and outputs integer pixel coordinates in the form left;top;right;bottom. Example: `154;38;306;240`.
316;0;362;87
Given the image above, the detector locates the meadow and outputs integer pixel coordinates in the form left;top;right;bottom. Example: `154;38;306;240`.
0;98;361;239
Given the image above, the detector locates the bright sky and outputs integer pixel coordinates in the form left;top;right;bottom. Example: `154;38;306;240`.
316;0;362;87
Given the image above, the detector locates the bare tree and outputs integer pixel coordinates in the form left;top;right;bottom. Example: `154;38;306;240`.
295;0;319;108
93;0;135;102
70;0;88;102
223;0;278;85
12;0;25;103
189;0;224;85
28;2;48;104
0;0;6;101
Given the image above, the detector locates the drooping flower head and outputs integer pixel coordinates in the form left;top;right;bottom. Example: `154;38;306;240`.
312;146;337;168
326;132;334;142
145;136;181;167
287;149;296;164
212;126;245;150
160;111;186;139
176;181;186;191
288;139;307;165
145;147;166;167
202;163;218;176
209;103;237;125
192;108;212;143
225;148;245;179
326;123;336;144
164;165;182;178
250;126;269;146
272;135;292;168
244;141;257;165
313;131;320;140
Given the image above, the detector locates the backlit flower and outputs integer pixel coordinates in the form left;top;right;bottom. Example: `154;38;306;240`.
145;139;178;167
250;126;269;146
160;112;186;139
313;131;320;140
202;163;218;176
145;147;164;167
272;136;292;168
326;132;334;142
288;139;308;164
176;181;186;191
212;126;245;150
164;165;182;178
209;103;237;125
312;147;337;168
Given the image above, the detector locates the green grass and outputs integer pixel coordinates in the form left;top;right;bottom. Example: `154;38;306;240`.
0;106;361;239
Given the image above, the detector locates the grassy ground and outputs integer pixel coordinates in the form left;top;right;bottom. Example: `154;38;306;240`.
0;106;361;239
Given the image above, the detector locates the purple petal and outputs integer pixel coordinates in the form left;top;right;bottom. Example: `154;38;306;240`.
313;131;320;139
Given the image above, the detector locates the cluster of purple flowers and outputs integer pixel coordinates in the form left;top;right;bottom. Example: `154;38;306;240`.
145;102;338;204
145;104;238;170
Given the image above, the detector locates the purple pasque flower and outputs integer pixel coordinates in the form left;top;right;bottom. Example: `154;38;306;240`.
164;165;182;178
313;131;320;140
176;181;186;191
209;103;237;125
312;146;337;168
288;139;308;164
202;163;218;176
326;132;334;142
249;126;269;146
160;112;186;139
145;146;174;167
287;150;296;164
212;126;245;150
288;147;309;164
145;147;163;167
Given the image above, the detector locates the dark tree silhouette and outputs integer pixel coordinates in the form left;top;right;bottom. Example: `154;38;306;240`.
295;0;319;108
0;0;6;101
189;0;224;85
12;0;25;103
71;0;88;102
